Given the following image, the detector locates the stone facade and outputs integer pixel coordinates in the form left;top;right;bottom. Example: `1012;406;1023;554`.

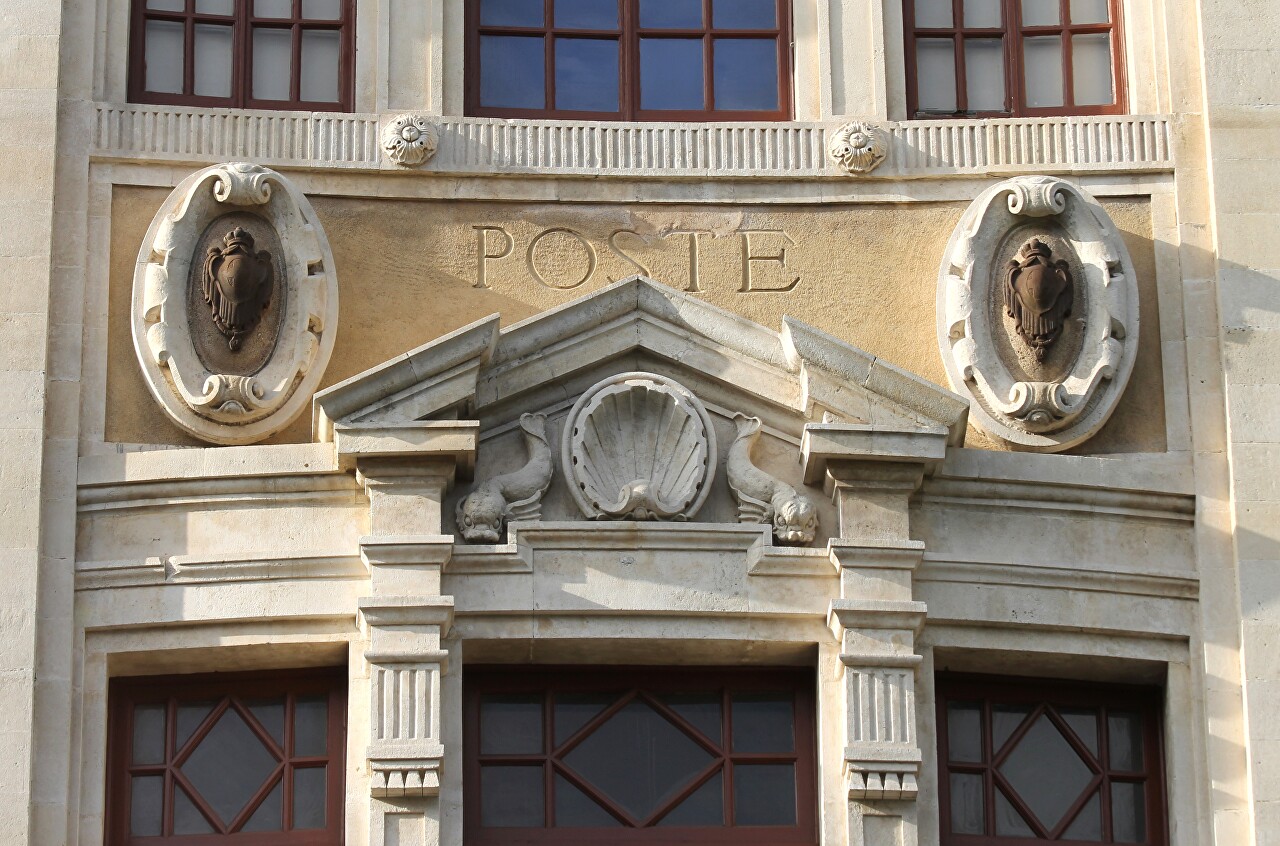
3;0;1278;845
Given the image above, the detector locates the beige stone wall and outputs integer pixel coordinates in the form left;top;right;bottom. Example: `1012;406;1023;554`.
106;188;1165;455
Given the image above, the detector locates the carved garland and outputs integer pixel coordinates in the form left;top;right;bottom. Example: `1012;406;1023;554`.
131;162;340;445
936;175;1139;450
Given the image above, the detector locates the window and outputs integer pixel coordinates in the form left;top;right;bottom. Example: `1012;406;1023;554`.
937;675;1166;845
128;0;354;111
463;666;817;843
904;0;1124;117
106;668;346;845
466;0;793;121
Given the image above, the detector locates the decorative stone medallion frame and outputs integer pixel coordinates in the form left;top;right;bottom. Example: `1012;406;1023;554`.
936;175;1140;451
131;162;339;445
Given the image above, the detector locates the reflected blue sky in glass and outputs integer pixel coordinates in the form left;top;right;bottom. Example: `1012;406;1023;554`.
639;0;702;28
480;35;546;108
556;0;619;29
481;0;544;27
713;0;776;29
714;39;777;110
556;38;619;111
640;38;704;109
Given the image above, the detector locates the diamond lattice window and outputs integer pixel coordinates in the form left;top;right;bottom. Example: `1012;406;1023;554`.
464;667;817;844
108;669;346;845
938;674;1166;845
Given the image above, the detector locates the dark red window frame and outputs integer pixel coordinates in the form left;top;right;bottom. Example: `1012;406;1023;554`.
106;668;347;846
127;0;356;111
903;0;1126;118
937;674;1167;846
464;0;794;121
463;665;818;845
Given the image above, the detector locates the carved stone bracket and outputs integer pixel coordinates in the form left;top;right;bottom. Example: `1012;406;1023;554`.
130;162;340;444
829;121;888;175
937;175;1140;450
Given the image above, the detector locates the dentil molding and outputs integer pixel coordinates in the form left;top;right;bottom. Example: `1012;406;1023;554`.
131;162;339;444
936;175;1139;450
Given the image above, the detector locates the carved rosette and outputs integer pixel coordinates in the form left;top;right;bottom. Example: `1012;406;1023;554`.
936;175;1139;450
382;114;440;167
563;373;717;521
828;121;888;174
131;162;339;444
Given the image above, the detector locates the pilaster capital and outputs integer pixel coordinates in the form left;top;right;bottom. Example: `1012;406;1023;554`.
801;423;947;488
336;420;479;480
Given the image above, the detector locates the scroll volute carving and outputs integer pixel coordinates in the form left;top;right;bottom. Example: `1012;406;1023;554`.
456;413;554;543
727;414;817;545
202;226;274;352
1005;238;1073;361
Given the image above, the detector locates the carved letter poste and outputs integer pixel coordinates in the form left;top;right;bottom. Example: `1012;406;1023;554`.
1004;238;1073;360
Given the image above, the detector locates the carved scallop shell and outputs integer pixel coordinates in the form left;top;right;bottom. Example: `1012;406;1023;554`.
562;373;717;521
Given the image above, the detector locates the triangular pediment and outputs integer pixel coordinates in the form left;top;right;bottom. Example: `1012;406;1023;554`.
313;276;968;444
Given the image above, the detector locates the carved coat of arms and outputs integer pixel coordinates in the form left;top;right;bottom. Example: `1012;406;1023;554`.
1004;238;1073;360
202;227;274;351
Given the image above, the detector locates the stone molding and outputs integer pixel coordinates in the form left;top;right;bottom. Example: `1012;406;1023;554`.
130;162;339;445
93;105;1175;178
937;175;1141;451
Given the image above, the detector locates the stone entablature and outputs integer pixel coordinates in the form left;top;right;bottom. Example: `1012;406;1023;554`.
92;105;1174;179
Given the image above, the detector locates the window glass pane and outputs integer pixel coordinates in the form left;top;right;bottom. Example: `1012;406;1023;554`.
132;704;166;765
1111;781;1146;842
991;704;1030;753
148;0;186;9
555;38;619;111
995;787;1035;836
130;775;164;837
562;700;713;820
1062;789;1102;840
302;0;342;19
639;38;704;110
1070;0;1109;22
732;764;796;826
949;772;984;834
294;695;329;756
182;707;279;825
175;700;218;751
947;702;982;762
481;694;544;754
660;693;722;744
255;0;293;17
480;35;547;109
173;785;215;835
555;694;616;745
1108;711;1144;770
1059;708;1099;756
1021;0;1059;24
639;0;703;28
916;38;957;111
964;38;1005;110
963;0;1002;27
713;0;776;29
1022;35;1063;106
194;24;233;98
555;0;619;29
1072;33;1114;105
242;778;284;832
293;766;327;829
253;27;294;100
998;713;1093;830
196;0;234;14
914;0;953;28
247;698;286;748
554;773;622;826
481;767;544;827
731;692;792;752
713;39;778;111
300;29;341;102
144;20;185;94
657;770;723;826
481;0;544;27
